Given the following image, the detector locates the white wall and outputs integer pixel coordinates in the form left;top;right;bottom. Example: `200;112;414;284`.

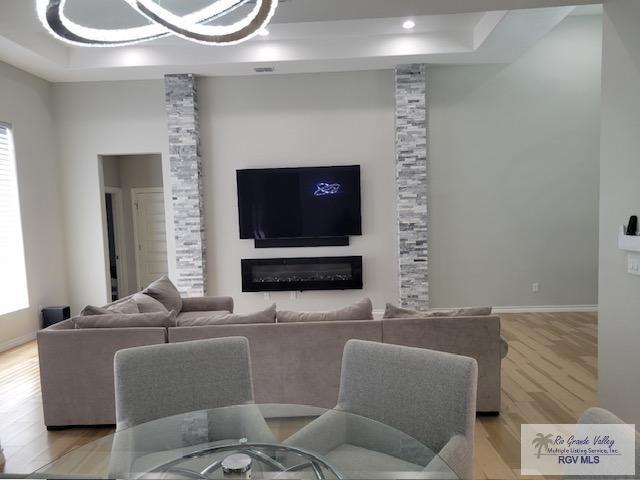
51;17;601;315
428;15;602;309
0;61;68;350
53;81;173;313
199;71;399;313
102;155;121;188
598;0;640;425
52;72;398;315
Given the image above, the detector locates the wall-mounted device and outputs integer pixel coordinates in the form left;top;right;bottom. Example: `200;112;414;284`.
626;216;638;236
237;165;362;248
619;218;640;276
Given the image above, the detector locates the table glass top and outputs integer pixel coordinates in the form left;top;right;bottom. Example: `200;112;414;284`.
27;404;458;479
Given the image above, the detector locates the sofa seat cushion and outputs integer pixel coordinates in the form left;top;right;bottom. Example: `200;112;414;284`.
72;311;177;329
142;275;183;312
277;298;373;323
384;303;492;319
176;304;276;327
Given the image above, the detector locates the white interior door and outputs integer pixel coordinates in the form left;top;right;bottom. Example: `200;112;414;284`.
132;188;168;290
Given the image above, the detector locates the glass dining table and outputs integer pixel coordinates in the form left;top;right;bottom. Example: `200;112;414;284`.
27;404;458;480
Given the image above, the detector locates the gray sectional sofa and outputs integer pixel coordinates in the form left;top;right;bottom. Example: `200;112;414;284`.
37;295;507;428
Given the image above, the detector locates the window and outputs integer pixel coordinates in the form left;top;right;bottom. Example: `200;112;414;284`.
0;122;28;315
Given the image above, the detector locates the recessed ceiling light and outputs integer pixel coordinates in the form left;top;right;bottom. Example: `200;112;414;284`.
258;28;270;36
403;20;416;30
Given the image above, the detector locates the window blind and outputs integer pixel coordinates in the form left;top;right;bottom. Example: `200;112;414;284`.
0;122;29;315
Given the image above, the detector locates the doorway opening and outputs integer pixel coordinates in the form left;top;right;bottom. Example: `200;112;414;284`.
104;188;125;301
100;154;168;300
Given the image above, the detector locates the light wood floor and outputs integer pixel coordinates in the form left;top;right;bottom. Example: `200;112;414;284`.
475;312;597;479
0;312;597;479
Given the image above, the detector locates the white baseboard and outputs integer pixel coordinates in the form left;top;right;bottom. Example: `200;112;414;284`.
492;305;598;314
374;305;598;317
0;331;36;353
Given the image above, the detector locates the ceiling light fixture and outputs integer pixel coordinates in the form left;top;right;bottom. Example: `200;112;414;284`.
36;0;279;47
402;19;416;30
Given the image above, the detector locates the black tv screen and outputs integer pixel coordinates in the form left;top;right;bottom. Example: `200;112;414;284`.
237;166;362;240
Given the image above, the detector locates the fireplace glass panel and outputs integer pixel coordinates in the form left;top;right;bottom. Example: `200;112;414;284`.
251;263;353;284
241;257;363;292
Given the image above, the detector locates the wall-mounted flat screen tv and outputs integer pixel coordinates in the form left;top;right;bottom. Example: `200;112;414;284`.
237;165;362;240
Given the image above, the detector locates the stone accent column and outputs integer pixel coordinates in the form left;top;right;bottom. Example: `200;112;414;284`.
164;74;207;296
395;64;429;309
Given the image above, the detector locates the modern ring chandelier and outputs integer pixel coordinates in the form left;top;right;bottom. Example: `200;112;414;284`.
36;0;279;46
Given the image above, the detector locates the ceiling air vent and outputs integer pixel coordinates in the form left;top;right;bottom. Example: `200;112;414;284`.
254;66;275;73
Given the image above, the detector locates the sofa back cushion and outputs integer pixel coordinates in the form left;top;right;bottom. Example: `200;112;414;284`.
176;304;276;327
73;310;177;329
383;303;492;319
142;275;183;312
132;293;168;313
277;298;373;323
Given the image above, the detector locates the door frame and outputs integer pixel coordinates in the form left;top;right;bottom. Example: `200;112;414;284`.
104;187;128;298
131;187;165;291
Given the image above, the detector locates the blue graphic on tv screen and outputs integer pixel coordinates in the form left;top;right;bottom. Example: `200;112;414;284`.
314;183;342;197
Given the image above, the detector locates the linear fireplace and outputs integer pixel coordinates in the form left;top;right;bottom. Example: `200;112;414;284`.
241;256;363;292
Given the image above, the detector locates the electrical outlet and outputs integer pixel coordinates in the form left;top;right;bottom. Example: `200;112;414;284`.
628;254;640;276
532;283;540;293
263;292;271;301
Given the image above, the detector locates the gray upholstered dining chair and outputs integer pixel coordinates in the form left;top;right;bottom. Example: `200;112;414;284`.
114;337;260;430
564;407;640;480
110;337;274;478
286;340;478;480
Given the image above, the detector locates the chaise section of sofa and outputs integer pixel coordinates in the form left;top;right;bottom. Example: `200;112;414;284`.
382;315;504;413
37;320;167;428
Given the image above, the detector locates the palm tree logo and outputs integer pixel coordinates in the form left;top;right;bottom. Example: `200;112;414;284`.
532;433;554;459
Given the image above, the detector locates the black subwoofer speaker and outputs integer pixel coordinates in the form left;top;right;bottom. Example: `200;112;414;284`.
42;306;71;328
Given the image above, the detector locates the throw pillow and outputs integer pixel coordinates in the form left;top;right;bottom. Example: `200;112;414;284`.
81;298;140;316
277;298;373;323
133;293;168;313
142;275;183;312
176;304;276;327
108;297;140;314
80;305;110;316
383;303;492;319
73;310;177;329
